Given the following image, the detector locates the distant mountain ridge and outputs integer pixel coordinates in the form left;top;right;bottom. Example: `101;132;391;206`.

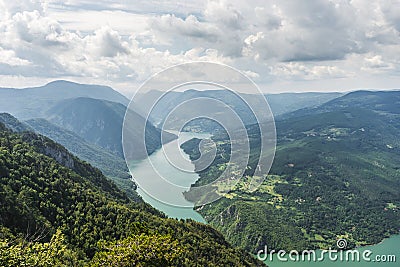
46;97;176;159
0;81;176;160
279;90;400;121
0;80;129;119
135;89;342;130
266;91;343;117
46;97;128;157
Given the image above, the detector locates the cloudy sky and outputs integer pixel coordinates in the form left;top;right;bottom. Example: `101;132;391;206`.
0;0;399;95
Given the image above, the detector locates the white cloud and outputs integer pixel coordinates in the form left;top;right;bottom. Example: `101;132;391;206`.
0;0;399;92
151;14;219;44
86;26;129;57
0;0;46;20
270;62;349;80
242;70;259;79
0;2;230;82
242;1;366;62
204;0;243;29
362;54;395;73
0;47;30;66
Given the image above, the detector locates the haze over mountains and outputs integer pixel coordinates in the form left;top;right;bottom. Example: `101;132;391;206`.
279;90;400;121
136;89;342;128
0;81;139;158
0;81;343;161
0;80;129;119
0;80;346;206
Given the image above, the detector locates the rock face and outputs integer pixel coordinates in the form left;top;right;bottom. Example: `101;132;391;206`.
0;114;75;170
43;144;75;170
21;132;76;171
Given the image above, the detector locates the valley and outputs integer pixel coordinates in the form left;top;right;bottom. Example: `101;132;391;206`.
2;1;398;266
0;81;176;201
181;90;400;261
0;116;263;266
1;81;399;266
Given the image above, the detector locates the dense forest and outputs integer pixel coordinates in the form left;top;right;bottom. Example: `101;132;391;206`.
0;120;263;266
182;92;400;253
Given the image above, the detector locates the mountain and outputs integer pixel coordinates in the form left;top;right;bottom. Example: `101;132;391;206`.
0;119;263;266
279;90;400;121
134;90;181;126
135;89;260;131
0;80;129;120
265;92;343;117
182;90;400;253
23;118;141;200
316;90;400;113
0;80;176;160
135;89;342;132
46;97;175;158
0;113;32;132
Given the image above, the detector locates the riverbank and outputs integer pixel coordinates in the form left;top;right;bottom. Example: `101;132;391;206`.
129;132;210;223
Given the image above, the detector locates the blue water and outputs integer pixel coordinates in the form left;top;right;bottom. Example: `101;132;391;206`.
130;132;209;223
262;235;400;267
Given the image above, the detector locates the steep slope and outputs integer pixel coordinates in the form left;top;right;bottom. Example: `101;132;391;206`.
24;118;129;179
46;97;175;159
182;90;400;253
0;80;129;119
0;122;263;266
0;113;32;132
24;118;140;200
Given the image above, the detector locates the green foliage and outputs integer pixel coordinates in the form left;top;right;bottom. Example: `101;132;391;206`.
24;118;140;201
25;118;131;179
183;103;400;253
0;123;263;266
202;199;311;252
0;229;81;267
90;233;183;267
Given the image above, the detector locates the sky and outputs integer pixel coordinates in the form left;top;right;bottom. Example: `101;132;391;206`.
0;0;399;96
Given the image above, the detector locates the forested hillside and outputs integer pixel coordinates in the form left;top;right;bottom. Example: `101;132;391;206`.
24;118;140;200
0;121;263;266
182;91;400;253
